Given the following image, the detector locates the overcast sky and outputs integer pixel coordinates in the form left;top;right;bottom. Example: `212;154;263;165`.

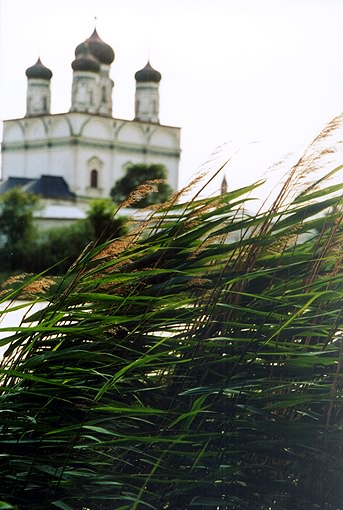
1;0;343;199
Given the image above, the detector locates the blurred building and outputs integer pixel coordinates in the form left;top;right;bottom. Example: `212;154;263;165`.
0;29;181;204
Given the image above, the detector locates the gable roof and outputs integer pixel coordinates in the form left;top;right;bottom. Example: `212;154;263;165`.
0;175;76;201
23;175;76;200
0;177;34;193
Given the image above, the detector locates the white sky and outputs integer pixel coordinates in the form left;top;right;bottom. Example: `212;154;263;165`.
1;0;343;200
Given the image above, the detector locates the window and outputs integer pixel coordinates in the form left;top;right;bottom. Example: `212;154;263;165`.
90;169;98;188
87;157;103;190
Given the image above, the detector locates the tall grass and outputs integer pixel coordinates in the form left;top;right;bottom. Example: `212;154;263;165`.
1;122;343;509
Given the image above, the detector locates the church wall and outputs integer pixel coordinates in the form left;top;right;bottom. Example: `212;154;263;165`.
2;114;180;195
24;148;50;179
46;146;75;186
1;151;26;179
72;144;112;198
23;146;73;182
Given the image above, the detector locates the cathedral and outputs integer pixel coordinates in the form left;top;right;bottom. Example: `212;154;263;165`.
0;29;181;208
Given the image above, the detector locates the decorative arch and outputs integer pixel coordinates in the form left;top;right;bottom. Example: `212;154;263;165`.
50;117;71;138
25;118;46;140
87;156;103;192
116;122;146;145
149;128;178;149
3;121;24;143
81;118;113;140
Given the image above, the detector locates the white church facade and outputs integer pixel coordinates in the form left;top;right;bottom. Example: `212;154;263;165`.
1;29;181;204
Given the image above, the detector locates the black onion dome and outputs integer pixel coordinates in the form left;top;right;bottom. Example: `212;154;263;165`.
75;29;114;65
26;58;53;80
72;47;100;72
135;61;162;83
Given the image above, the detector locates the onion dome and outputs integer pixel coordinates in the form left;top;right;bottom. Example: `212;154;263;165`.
25;58;52;80
72;46;100;73
135;61;162;83
75;29;114;65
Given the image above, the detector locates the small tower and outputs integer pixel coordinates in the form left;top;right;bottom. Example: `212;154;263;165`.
134;61;161;123
221;175;228;194
73;29;115;116
70;46;100;113
25;58;52;116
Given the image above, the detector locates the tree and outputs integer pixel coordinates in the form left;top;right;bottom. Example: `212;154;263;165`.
110;163;173;208
0;187;40;270
31;220;94;274
28;200;128;274
86;198;127;242
0;192;128;274
0;187;40;245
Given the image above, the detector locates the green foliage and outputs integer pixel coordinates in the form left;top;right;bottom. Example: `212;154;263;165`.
86;198;127;243
31;200;128;274
32;220;94;274
0;188;40;245
0;188;40;270
2;158;343;508
31;201;127;274
110;163;173;208
0;195;127;274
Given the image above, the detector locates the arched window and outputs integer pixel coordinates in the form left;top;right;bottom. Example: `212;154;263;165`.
90;169;98;188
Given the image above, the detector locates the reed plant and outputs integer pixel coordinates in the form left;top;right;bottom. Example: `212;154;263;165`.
1;119;343;509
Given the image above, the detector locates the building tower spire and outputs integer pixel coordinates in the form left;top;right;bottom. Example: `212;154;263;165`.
134;61;161;123
70;43;100;113
221;174;228;194
25;58;53;116
71;29;115;116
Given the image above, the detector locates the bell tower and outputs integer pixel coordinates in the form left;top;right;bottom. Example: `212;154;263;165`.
70;46;100;113
25;58;52;116
134;61;161;123
72;29;115;116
